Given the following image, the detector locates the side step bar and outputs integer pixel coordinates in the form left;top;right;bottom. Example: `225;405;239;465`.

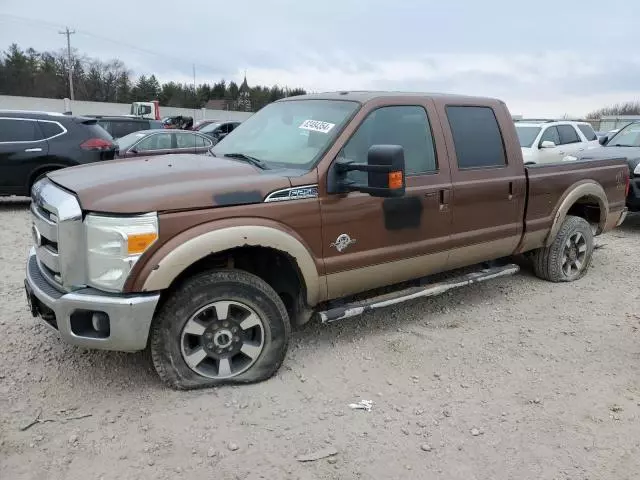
317;264;520;324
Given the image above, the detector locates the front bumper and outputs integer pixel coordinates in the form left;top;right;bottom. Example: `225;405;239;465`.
25;248;160;352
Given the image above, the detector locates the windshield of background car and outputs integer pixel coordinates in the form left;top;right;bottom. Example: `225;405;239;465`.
515;125;541;147
607;123;640;147
211;99;360;169
200;122;222;134
117;131;147;150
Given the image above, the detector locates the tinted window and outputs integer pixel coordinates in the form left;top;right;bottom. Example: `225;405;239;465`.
515;126;541;147
175;132;203;149
137;133;172;151
341;105;437;177
577;124;597;141
446;106;506;169
0;119;43;142
557;125;581;145
38;121;64;138
194;135;212;148
111;120;148;139
540;126;560;146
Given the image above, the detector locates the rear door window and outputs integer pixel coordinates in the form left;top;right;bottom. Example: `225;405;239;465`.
540;126;560;146
577;124;597;141
557;125;581;145
0;119;44;142
445;106;506;169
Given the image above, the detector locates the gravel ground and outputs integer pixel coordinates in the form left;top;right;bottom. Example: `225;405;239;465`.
0;198;639;480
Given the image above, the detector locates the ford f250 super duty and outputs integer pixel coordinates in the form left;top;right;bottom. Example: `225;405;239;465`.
24;91;630;389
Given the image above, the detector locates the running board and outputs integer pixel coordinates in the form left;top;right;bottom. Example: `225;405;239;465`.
317;264;520;324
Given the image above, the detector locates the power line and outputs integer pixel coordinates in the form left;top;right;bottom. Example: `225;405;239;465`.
0;13;218;74
58;27;75;100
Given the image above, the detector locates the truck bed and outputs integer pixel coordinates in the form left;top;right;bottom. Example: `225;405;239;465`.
520;157;629;253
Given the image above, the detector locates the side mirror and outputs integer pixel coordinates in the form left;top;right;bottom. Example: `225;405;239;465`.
129;147;138;154
330;145;406;197
540;140;556;149
217;132;228;140
599;135;608;145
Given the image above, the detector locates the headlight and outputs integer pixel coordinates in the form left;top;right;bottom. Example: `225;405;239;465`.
634;163;640;175
85;213;158;292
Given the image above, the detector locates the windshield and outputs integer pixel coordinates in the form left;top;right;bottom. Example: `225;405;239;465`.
117;131;147;150
200;122;222;134
211;99;360;169
606;123;640;147
515;125;541;147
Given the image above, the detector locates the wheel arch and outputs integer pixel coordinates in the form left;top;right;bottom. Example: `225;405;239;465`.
138;223;325;307
545;181;608;246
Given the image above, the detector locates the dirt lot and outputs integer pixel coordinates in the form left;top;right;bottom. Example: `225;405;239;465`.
0;199;638;480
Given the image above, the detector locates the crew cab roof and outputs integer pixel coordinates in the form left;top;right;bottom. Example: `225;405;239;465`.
277;90;503;104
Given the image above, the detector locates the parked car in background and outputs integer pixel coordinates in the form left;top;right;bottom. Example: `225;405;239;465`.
514;120;600;164
161;115;193;130
0;110;117;196
89;115;163;139
115;129;213;158
576;121;640;212
192;119;220;131
197;120;242;144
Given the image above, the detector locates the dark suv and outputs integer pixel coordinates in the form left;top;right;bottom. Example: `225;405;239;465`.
91;116;164;139
0;111;117;197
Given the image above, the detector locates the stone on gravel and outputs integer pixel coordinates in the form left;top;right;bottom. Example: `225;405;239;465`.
420;444;432;452
228;442;240;452
296;446;338;462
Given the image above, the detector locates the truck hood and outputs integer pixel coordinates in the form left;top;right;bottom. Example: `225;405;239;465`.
578;146;640;174
47;154;292;213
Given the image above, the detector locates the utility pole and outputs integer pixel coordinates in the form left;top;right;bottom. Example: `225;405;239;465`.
59;27;76;100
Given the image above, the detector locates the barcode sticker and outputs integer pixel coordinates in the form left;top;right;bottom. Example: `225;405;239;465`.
299;119;335;134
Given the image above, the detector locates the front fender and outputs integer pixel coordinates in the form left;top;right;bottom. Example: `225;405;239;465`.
135;222;324;306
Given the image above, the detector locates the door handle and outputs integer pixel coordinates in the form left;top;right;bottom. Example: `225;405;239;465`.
558;151;565;155
508;181;514;200
424;188;451;211
25;148;42;153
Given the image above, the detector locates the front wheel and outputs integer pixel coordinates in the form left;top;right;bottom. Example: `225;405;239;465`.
531;215;594;282
149;269;290;390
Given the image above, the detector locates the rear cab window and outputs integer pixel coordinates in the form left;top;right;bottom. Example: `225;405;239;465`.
445;106;506;169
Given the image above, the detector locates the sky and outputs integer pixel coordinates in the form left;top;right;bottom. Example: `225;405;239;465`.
0;0;638;117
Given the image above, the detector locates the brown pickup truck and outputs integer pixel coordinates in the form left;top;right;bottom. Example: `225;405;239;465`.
24;91;629;389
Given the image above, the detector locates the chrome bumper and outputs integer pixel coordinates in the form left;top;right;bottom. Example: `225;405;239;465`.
25;249;159;352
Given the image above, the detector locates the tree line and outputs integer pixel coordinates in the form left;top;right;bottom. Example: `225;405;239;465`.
586;101;640;119
0;43;307;111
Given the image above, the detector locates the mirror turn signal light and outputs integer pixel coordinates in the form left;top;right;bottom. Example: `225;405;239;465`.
388;171;403;190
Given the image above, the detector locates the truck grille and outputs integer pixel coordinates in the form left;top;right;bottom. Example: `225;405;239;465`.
30;178;85;290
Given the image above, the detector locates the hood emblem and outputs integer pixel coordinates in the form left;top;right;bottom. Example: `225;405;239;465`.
330;233;356;253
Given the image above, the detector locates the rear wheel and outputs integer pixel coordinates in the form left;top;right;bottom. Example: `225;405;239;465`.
149;269;290;390
532;215;594;282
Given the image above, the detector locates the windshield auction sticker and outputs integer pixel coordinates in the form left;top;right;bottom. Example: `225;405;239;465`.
299;119;335;134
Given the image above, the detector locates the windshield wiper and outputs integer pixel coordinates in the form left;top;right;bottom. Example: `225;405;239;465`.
222;152;270;170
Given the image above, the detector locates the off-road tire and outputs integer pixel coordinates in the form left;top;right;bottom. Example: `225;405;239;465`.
531;215;594;282
149;269;290;390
